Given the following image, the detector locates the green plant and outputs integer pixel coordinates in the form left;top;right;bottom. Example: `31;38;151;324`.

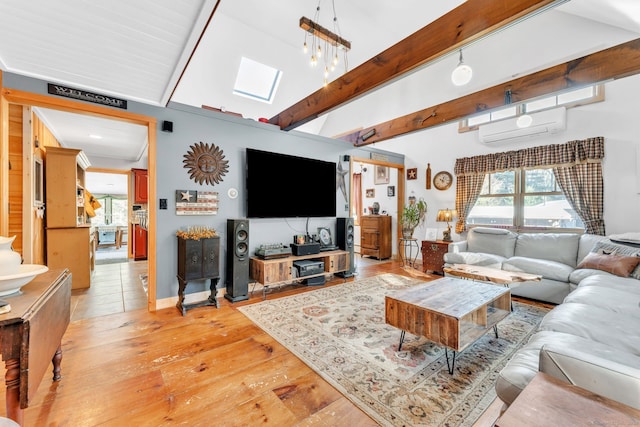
401;198;427;233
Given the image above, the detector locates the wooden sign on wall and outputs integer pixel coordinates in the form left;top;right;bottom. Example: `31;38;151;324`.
175;190;218;215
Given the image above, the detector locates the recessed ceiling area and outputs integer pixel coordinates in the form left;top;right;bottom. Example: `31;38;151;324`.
34;108;148;163
85;172;128;196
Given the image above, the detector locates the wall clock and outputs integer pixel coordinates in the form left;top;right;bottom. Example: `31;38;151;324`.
433;171;453;190
183;141;229;185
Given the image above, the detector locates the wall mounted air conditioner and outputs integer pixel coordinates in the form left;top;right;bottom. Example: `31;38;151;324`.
478;106;566;144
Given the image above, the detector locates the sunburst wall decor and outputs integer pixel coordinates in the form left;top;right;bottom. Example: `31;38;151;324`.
182;142;229;185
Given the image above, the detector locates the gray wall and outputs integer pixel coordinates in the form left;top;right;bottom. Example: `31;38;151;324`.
4;72;403;299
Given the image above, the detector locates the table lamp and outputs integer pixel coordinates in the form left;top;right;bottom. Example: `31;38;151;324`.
436;208;457;242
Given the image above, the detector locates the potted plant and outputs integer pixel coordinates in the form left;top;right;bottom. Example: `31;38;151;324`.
400;198;427;239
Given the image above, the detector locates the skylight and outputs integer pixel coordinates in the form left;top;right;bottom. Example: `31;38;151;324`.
233;57;282;104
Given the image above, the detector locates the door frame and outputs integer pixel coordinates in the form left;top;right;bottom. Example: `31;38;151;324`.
349;156;405;257
0;84;158;311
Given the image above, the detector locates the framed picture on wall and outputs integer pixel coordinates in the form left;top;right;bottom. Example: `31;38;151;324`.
387;186;395;197
366;188;375;198
374;165;389;184
407;168;417;180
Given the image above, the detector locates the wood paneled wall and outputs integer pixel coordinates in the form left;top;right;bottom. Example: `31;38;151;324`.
8;104;23;254
6;106;60;260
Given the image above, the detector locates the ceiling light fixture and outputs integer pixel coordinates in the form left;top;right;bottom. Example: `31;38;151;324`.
451;49;472;86
301;0;350;87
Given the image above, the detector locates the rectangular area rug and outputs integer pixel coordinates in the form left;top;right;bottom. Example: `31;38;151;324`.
238;273;548;426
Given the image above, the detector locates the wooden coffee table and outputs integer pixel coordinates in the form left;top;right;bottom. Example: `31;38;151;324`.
385;277;511;374
443;263;542;285
443;264;541;310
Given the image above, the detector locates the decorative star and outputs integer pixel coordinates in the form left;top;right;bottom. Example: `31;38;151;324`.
181;191;193;201
337;161;349;202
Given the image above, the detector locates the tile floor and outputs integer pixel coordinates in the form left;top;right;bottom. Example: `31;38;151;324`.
70;259;148;321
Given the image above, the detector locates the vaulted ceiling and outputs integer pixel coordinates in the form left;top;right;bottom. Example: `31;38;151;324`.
1;0;639;163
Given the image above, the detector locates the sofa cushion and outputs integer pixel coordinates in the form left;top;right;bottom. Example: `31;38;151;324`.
496;331;608;406
514;233;581;267
569;267;615;284
538;303;640;355
577;252;640;277
563;286;640;318
592;240;640;280
443;251;505;269
577;234;609;264
577;274;640;294
467;227;516;258
502;256;573;282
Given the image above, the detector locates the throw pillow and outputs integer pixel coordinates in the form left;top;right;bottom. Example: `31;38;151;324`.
577;252;640;277
591;241;640;280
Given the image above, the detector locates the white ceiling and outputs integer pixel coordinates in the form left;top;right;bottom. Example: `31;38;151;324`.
1;0;640;179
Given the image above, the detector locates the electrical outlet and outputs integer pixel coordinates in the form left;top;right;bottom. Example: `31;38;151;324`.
159;199;167;210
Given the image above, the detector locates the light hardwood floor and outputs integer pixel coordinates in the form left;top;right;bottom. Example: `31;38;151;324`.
1;256;538;426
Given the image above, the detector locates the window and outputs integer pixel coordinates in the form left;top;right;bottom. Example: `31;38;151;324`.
233;57;282;104
467;168;584;230
459;84;604;132
92;196;128;226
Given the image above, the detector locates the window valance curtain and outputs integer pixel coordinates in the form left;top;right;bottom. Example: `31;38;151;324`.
454;137;605;235
454;137;604;176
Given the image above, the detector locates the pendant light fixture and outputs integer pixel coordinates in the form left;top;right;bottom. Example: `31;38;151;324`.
301;0;351;87
451;49;472;86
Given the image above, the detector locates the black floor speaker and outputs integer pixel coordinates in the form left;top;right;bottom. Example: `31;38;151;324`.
224;219;250;302
336;217;355;278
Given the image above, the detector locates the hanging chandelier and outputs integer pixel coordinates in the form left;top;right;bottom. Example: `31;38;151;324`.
301;0;350;87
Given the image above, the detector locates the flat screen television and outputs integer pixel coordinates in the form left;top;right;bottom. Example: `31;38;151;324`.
246;148;336;218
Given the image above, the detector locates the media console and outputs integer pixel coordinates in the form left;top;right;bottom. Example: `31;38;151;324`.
249;249;350;295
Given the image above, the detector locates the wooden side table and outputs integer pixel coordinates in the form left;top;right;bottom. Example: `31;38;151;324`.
421;240;449;274
496;372;640;426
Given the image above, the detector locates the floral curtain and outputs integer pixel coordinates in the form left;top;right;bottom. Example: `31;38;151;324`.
454;137;605;233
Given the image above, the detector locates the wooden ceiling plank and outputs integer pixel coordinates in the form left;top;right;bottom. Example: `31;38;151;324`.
269;0;561;130
348;38;640;146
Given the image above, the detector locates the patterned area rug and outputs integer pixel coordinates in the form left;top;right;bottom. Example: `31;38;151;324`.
239;273;548;426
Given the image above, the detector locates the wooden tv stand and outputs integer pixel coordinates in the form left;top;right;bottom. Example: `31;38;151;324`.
250;249;350;291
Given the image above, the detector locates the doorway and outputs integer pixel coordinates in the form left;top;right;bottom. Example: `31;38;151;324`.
86;171;130;265
349;156;405;260
1;87;157;314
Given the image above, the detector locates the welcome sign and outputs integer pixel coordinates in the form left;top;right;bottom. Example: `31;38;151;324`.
47;83;127;109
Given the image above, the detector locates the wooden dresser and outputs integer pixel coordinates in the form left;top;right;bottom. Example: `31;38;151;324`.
360;215;392;260
421;240;450;274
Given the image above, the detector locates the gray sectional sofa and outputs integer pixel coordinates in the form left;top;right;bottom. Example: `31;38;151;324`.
444;227;611;304
444;228;640;410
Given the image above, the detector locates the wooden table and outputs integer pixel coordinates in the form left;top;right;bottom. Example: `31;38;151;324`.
443;263;542;285
385;277;510;374
496;372;640;426
0;269;71;425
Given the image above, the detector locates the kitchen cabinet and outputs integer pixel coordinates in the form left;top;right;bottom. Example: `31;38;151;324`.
132;168;148;204
133;224;147;260
45;146;91;289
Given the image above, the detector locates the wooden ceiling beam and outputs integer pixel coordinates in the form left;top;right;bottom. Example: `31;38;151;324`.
269;0;562;130
346;38;640;146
